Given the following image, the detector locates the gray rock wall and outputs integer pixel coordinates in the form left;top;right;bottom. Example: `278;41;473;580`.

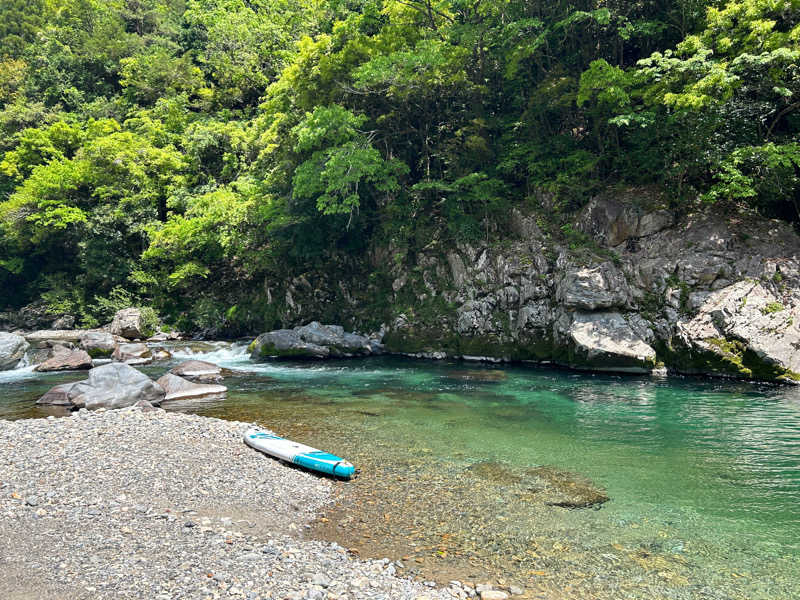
248;190;800;383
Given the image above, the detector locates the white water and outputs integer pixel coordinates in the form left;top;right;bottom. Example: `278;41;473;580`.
0;364;39;383
164;342;400;382
169;342;250;366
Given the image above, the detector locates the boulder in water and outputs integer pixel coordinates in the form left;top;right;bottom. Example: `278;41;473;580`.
79;331;118;358
68;363;165;409
156;373;226;402
250;329;330;360
112;342;152;365
0;332;29;370
34;346;93;372
249;322;379;360
170;360;223;383
151;347;173;361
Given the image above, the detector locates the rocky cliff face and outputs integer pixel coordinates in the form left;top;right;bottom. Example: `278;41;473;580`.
257;189;800;383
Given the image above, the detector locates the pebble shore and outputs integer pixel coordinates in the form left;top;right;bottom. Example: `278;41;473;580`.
0;407;460;600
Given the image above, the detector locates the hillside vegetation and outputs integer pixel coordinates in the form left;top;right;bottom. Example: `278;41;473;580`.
1;0;798;332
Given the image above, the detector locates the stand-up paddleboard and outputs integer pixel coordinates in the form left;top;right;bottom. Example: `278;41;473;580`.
244;428;355;478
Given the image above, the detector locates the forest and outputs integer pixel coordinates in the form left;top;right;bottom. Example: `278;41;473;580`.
1;0;798;332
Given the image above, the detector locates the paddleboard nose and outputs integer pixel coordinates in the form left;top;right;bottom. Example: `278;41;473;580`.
334;462;355;478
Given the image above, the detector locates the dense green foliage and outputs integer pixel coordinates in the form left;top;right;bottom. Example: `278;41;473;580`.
1;0;798;331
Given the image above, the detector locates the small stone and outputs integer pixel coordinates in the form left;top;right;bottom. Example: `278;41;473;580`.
350;577;369;589
311;574;330;588
480;592;509;600
509;585;524;596
25;496;38;507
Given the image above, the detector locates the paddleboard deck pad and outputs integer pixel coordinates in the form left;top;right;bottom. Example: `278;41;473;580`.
244;428;355;478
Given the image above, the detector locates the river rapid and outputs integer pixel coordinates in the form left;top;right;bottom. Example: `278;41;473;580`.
2;342;799;599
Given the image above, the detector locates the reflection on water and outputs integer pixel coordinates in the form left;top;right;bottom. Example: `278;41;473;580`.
2;347;800;598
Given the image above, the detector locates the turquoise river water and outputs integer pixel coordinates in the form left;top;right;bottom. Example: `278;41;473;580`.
1;343;799;599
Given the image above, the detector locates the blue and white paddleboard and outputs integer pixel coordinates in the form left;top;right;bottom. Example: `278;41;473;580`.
244;428;355;478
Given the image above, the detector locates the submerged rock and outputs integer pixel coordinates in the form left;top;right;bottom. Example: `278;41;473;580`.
249;322;380;360
526;465;610;508
112;343;152;365
34;346;93;372
156;373;226;402
68;363;165;409
466;461;609;508
467;462;522;485
0;332;29;370
170;360;223;383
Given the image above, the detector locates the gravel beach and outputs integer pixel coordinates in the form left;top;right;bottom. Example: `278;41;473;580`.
0;407;460;600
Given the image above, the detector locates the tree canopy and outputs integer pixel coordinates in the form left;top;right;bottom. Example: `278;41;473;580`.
1;0;797;330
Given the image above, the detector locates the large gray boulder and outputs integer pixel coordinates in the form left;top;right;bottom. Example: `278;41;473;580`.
0;332;29;370
112;342;152;365
250;329;329;360
170;360;223;383
110;308;149;340
249;322;378;360
296;321;373;355
156;373;226;402
566;312;656;373
68;363;165;409
34;346;93;372
79;331;118;358
673;281;800;383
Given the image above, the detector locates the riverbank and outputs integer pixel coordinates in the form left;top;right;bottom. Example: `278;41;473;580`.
0;408;463;600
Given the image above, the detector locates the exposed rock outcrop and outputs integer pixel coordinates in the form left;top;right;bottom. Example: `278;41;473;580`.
156;373;227;402
250;322;380;360
671;281;800;382
556;262;631;311
67;363;165;409
0;301;71;331
250;187;800;383
0;332;29;370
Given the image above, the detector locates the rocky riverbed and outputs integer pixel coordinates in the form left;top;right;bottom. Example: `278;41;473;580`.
0;408;479;600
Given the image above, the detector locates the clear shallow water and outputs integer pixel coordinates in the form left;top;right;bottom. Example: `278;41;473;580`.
2;345;799;598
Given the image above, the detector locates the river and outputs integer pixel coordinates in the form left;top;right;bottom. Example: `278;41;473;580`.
2;342;798;599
